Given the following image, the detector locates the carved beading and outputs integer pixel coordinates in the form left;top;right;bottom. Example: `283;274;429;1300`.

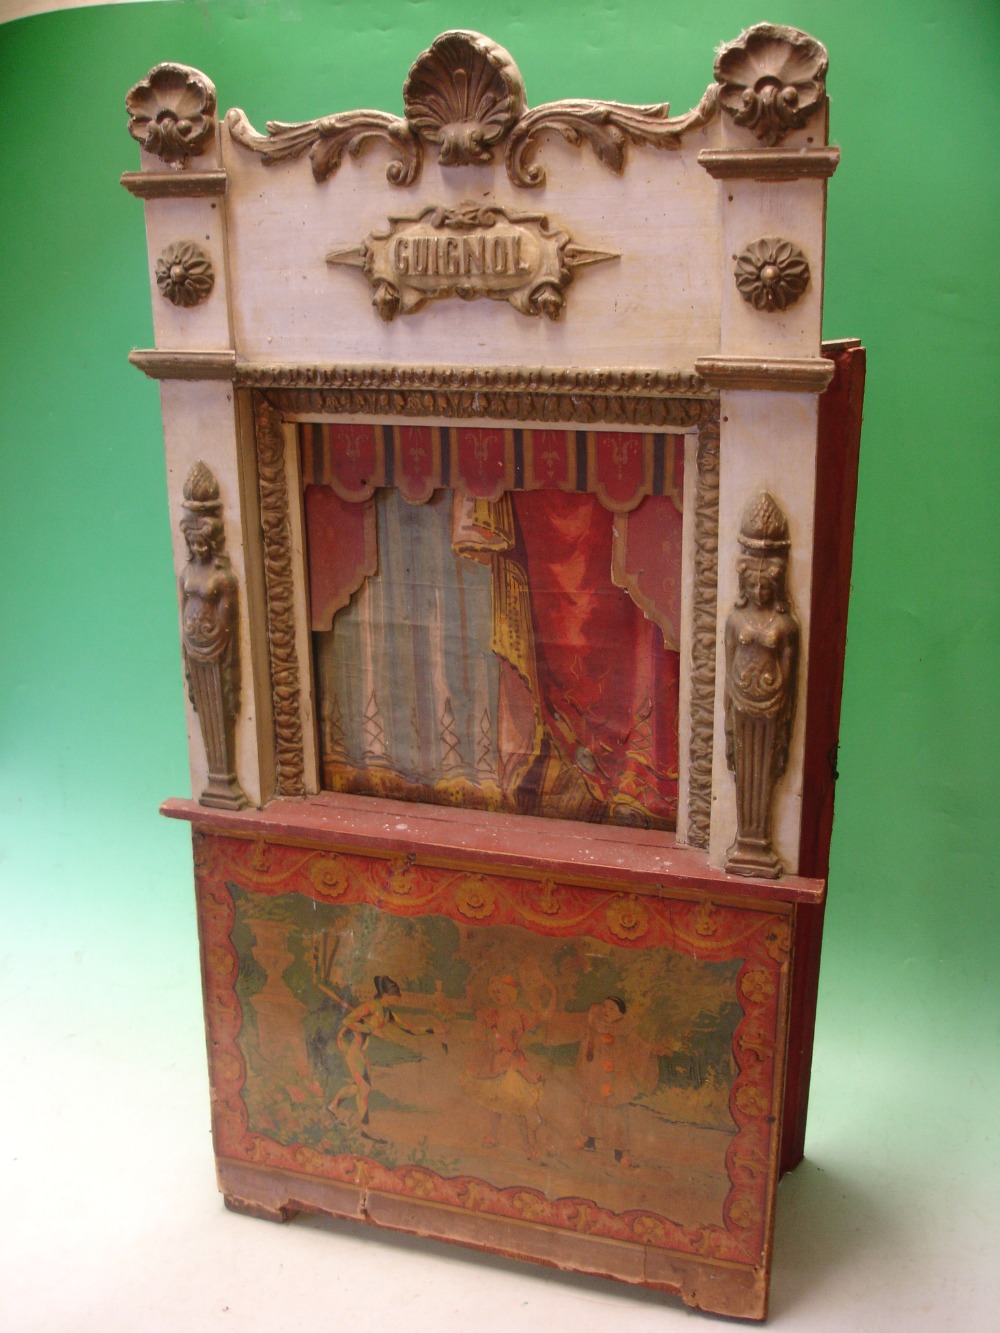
240;364;712;429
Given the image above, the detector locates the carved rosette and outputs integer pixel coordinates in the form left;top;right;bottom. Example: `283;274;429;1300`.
126;63;217;167
155;241;215;307
734;238;810;312
226;27;720;188
179;462;248;810
724;493;799;878
714;24;828;146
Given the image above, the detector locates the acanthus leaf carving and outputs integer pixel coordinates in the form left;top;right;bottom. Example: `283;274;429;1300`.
225;29;731;188
714;24;828;147
225;108;422;187
505;87;718;188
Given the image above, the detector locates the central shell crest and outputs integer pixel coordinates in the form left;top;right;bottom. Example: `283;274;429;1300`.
403;30;527;167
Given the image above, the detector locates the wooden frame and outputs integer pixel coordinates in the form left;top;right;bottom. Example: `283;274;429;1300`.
125;24;862;1319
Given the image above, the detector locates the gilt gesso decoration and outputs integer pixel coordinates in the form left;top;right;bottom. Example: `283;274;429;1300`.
734;238;810;312
126;62;217;167
714;24;828;147
156;241;215;308
327;203;617;322
227;28;717;188
724;493;800;878
179;462;248;810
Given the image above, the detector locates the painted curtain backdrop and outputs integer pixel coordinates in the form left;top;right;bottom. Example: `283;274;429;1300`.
304;426;684;828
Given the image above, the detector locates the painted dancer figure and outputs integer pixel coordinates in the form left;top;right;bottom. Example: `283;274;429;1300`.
326;975;440;1138
465;974;554;1159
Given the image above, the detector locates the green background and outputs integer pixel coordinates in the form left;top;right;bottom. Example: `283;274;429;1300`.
1;0;997;1318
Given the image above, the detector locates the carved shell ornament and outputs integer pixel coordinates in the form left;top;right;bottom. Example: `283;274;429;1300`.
126;63;217;167
715;24;828;147
402;31;526;167
734;238;810;312
156;241;215;307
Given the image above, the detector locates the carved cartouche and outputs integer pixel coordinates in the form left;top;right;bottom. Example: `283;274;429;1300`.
724;493;798;877
179;462;248;809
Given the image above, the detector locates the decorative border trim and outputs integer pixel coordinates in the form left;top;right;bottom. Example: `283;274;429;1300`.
698;148;839;181
129;349;236;380
241;364;713;429
248;382;715;796
687;409;720;849
253;396;306;797
694;357;834;393
120;169;228;199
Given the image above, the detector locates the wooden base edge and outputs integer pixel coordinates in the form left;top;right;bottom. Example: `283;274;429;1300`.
215;1157;768;1320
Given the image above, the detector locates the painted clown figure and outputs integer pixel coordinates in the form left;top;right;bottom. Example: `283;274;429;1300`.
572;997;659;1167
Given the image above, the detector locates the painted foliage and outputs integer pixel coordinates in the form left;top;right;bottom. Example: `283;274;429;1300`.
197;834;790;1269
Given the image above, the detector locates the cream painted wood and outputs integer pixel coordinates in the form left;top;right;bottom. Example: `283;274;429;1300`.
220;123;724;371
160;379;266;809
718;178;826;358
708;390;819;875
140;194;234;350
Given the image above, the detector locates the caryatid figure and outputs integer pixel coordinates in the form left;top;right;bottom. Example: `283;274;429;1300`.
724;492;799;878
179;461;248;809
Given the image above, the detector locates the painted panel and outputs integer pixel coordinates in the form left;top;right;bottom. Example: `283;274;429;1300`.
196;833;791;1285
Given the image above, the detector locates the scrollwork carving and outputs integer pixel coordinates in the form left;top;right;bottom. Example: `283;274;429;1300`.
734;238;810;313
156;241;215;307
504;88;718;189
724;493;800;878
126;63;217;167
179;462;248;809
714;24;828;147
226;107;421;187
226;28;732;188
